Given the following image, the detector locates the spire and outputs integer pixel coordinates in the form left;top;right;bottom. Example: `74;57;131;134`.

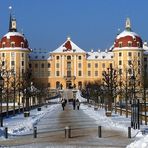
8;6;17;32
125;17;131;31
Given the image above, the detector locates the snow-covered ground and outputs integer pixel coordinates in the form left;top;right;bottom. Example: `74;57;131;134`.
78;91;148;148
0;104;59;139
0;90;148;148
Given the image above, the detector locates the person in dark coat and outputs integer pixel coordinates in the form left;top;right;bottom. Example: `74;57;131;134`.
73;99;76;110
61;99;65;110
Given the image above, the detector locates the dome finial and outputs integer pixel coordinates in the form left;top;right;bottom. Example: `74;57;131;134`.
67;36;71;41
125;17;131;31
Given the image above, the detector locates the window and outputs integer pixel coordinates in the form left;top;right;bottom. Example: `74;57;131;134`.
35;63;38;68
128;60;132;65
78;70;82;76
128;52;132;56
11;42;15;48
47;83;50;88
102;63;105;68
56;63;59;68
137;42;140;48
29;64;32;68
128;69;132;74
78;56;81;60
2;61;5;66
22;61;24;66
35;56;38;59
42;56;45;59
67;62;71;69
67;71;71;77
56;81;60;88
119;69;122;75
144;58;147;61
119;60;122;65
119;52;122;57
22;69;24;74
21;42;24;48
95;71;98;76
88;63;91;68
56;71;60;76
48;63;51;68
138;52;140;57
128;41;132;47
102;56;105;59
11;52;15;57
138;60;140;66
119;42;122;48
11;61;15;66
22;53;24;57
78;63;81;68
2;42;5;48
88;71;91;76
2;53;5;57
67;56;71;60
56;56;59;60
41;63;44;68
95;63;98;68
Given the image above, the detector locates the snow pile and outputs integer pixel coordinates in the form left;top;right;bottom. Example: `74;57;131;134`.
0;104;58;137
127;135;148;148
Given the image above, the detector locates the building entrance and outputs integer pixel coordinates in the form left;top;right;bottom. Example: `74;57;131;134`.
66;81;72;89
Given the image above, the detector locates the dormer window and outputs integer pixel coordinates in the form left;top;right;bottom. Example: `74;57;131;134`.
35;56;38;59
42;56;45;59
11;42;15;48
128;41;132;47
95;56;98;59
21;42;24;48
137;42;140;48
119;42;122;48
2;42;5;48
102;56;105;59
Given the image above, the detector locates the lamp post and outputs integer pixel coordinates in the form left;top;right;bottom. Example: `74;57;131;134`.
0;73;4;127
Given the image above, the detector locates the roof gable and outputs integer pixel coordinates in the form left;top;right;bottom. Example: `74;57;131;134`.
52;37;86;53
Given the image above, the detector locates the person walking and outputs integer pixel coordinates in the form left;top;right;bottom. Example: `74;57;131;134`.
76;99;80;110
73;99;76;110
61;98;65;110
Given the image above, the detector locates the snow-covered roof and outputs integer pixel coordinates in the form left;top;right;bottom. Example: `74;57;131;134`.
87;50;113;60
116;30;140;39
29;49;51;60
4;32;24;39
52;37;86;53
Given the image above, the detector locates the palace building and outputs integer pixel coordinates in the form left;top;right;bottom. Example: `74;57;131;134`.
0;15;148;90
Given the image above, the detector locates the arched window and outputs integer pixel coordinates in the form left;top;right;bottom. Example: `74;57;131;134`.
21;42;24;48
56;81;60;88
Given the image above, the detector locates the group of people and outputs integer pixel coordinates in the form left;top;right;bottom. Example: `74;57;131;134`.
60;98;80;110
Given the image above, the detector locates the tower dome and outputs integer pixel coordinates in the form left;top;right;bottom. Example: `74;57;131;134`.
0;14;30;50
114;18;143;49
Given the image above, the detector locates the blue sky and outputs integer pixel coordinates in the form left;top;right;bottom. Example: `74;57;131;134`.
0;0;148;51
